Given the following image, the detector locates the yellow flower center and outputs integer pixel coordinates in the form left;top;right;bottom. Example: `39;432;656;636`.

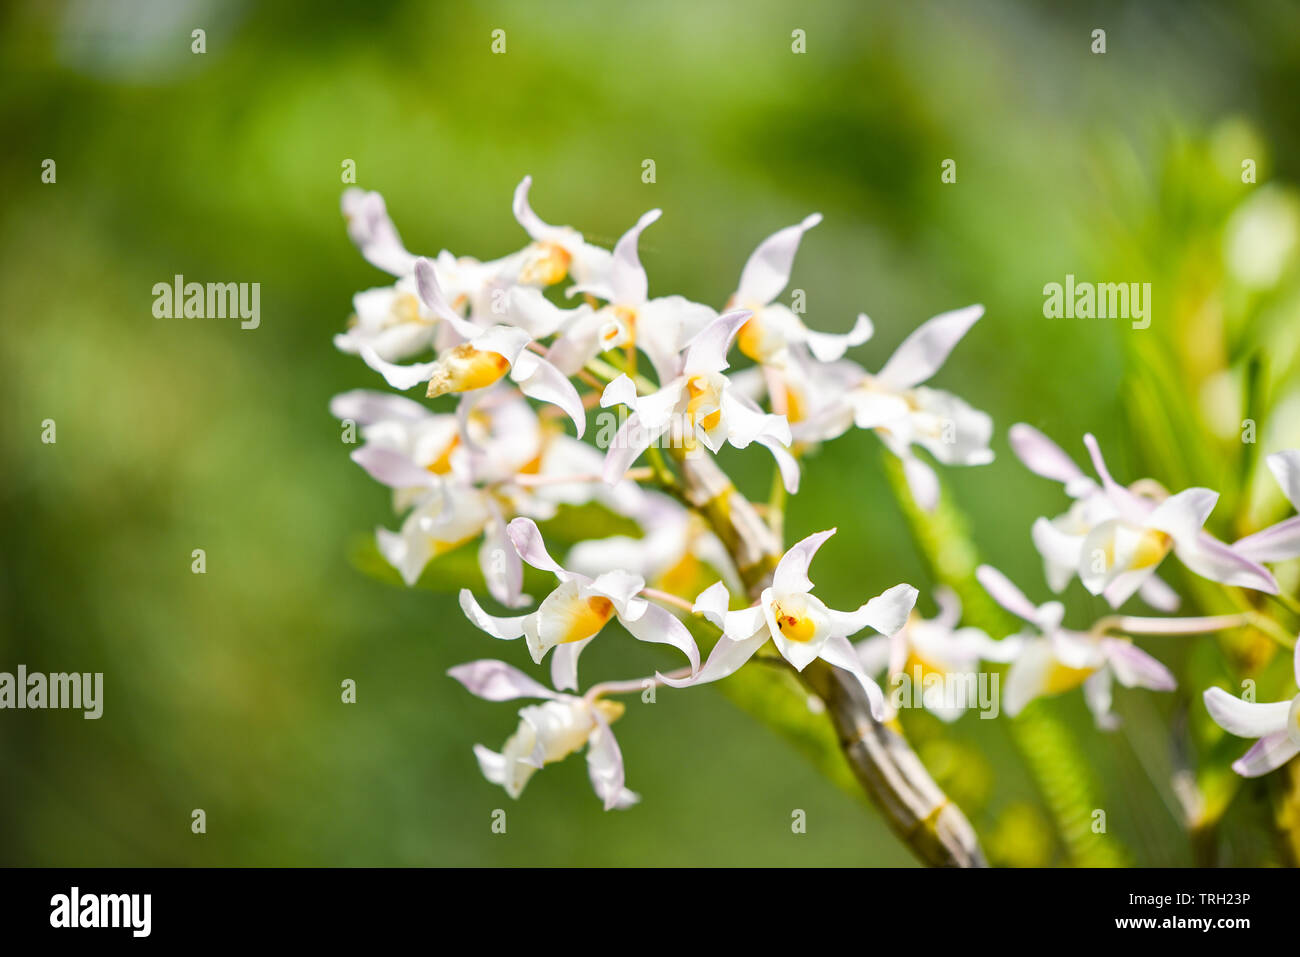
520;241;572;286
426;343;512;397
1043;661;1095;695
425;434;460;475
686;376;723;433
560;595;616;644
772;601;817;643
1132;529;1172;569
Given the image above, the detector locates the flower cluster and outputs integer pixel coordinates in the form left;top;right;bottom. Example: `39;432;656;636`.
332;179;1300;810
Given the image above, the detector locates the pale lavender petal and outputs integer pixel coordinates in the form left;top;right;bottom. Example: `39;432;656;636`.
414;256;470;325
448;659;558;701
506;517;571;578
876;304;984;390
1082;433;1148;523
975;564;1040;624
1232;730;1300;778
1008;423;1085;486
736;213;822;306
586;709;637;810
329;389;431;425
1102;639;1175;691
1174;532;1278;594
349;445;438;490
1233;516;1300;564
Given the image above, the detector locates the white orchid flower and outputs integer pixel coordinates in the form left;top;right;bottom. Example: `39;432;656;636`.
1233;450;1300;563
358;258;586;437
599;310;801;493
1203;640;1300;777
511;175;614;290
1009;423;1181;611
334;279;443;362
855;586;1018;721
448;659;638;809
562;207;717;384
1067;433;1278;606
459;518;700;692
564;492;743;595
977;564;1175;729
727;214;873;365
661;528;918;720
374;479;529;604
838;305;993;510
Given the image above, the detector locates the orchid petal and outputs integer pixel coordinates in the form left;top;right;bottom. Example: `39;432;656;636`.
757;434;802;493
350;445;438;490
802;313;874;363
620;602;701;673
1233;515;1300;564
359;346;440;391
1008;423;1086;487
684;309;752;375
414;257;470;326
1232;730;1300;777
1203;687;1291;738
448;659;560;702
876;304;984;390
330;389;430;426
586;709;637;810
828;583;919;639
458;589;531;641
659;631;767;688
1137;574;1182;612
900;453;940;511
1102;639;1175;691
480;508;529;609
549;638;593;692
1266;450;1300;509
773;528;836;594
736;213;822;305
975;564;1040;624
506;517;571;578
511;351;586;438
609;209;661;305
818;633;887;720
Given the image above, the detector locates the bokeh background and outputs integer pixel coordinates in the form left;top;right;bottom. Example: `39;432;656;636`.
4;0;1300;866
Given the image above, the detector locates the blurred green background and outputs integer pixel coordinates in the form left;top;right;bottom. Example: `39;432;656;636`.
4;0;1300;866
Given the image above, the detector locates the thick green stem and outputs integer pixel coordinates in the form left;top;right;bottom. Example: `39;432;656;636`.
674;448;987;867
